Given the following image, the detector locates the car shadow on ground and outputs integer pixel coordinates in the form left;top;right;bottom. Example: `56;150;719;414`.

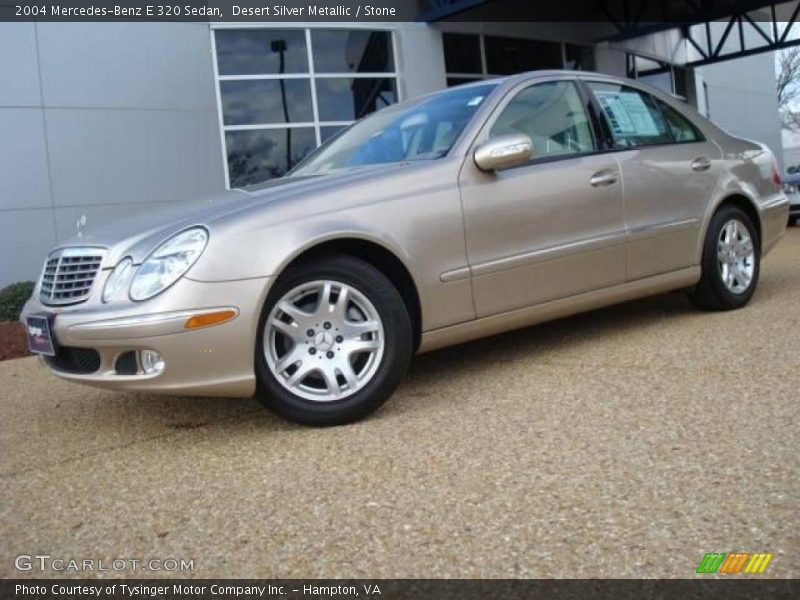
407;289;702;388
108;290;697;432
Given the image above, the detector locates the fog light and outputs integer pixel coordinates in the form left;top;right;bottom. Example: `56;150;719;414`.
139;350;165;374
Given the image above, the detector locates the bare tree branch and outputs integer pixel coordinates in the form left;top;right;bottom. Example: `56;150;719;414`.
777;48;800;130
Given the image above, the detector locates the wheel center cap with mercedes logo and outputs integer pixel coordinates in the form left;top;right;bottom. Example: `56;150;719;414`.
314;332;334;352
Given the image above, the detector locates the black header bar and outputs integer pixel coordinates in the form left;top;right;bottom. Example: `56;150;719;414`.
1;0;793;22
2;579;800;600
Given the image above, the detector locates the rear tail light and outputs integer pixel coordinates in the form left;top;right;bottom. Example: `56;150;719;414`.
772;157;782;187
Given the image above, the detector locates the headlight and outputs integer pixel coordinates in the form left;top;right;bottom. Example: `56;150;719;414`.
130;227;208;301
102;257;133;303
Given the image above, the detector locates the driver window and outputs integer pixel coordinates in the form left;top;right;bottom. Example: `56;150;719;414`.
489;80;595;158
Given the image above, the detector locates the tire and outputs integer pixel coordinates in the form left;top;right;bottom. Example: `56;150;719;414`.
688;205;760;311
255;254;413;426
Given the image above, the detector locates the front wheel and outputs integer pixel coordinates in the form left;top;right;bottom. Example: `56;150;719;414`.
688;205;760;311
255;255;413;426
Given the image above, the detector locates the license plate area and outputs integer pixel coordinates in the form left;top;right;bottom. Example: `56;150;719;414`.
25;315;56;356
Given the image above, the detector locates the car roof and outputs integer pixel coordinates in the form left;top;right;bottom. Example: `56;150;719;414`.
491;70;692;107
499;69;626;85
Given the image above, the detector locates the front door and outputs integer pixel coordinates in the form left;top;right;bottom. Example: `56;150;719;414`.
460;78;627;318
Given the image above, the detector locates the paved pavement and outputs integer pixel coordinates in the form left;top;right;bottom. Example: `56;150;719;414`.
1;229;798;579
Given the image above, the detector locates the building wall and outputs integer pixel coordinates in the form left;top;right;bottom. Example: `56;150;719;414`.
393;23;447;99
0;22;225;286
695;52;783;166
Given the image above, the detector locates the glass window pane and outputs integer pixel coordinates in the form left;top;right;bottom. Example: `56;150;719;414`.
443;33;482;74
656;99;702;142
634;54;666;75
673;66;689;98
225;128;316;186
316;77;397;121
312;30;394;73
220;79;313;126
215;29;308;75
321;125;346;143
490;81;594;158
484;36;562;75
632;54;673;94
588;82;672;148
565;44;594;71
638;71;673;94
447;76;483;87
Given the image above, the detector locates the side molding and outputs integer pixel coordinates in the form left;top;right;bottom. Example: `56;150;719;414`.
418;267;700;353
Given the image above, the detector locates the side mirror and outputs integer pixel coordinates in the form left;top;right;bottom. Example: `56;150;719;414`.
473;134;533;172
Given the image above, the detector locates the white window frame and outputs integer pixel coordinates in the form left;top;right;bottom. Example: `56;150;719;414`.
210;25;401;189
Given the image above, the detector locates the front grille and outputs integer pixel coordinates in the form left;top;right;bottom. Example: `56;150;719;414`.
40;247;105;305
44;347;101;374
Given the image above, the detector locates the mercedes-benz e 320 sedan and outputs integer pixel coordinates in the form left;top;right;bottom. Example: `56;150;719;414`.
22;71;789;425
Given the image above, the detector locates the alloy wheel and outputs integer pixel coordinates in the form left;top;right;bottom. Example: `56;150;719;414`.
264;280;385;402
717;218;755;294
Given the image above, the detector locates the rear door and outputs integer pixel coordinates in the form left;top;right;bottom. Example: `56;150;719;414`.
583;80;722;280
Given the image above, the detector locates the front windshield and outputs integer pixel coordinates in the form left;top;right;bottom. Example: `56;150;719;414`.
289;83;497;177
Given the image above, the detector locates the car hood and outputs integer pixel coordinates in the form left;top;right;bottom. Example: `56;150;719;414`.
58;163;429;267
56;190;250;267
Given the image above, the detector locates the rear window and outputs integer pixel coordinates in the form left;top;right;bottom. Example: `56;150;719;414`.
654;98;704;143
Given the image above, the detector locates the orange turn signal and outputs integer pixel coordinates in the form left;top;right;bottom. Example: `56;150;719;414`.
184;309;237;330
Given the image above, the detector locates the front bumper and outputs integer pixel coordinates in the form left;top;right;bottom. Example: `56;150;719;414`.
21;274;273;397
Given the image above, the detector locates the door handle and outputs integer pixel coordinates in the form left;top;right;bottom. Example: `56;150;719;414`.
691;157;712;172
590;170;619;187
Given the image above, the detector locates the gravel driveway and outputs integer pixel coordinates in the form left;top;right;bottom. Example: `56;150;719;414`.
1;229;798;579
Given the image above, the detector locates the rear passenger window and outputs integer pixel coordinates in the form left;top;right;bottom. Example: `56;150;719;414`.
655;99;703;142
587;82;672;148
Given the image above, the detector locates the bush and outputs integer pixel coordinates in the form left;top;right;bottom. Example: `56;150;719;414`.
0;281;35;322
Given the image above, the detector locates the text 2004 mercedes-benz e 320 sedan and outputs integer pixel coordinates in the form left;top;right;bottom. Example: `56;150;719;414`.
22;71;789;426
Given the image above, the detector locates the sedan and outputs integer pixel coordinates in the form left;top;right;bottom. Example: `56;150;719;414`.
780;171;800;225
21;70;789;425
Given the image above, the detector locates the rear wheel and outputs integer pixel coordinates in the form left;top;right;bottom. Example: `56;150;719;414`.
688;205;759;311
255;255;412;426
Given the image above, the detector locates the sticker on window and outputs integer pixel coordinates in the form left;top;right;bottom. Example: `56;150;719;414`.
467;96;485;107
594;90;660;136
